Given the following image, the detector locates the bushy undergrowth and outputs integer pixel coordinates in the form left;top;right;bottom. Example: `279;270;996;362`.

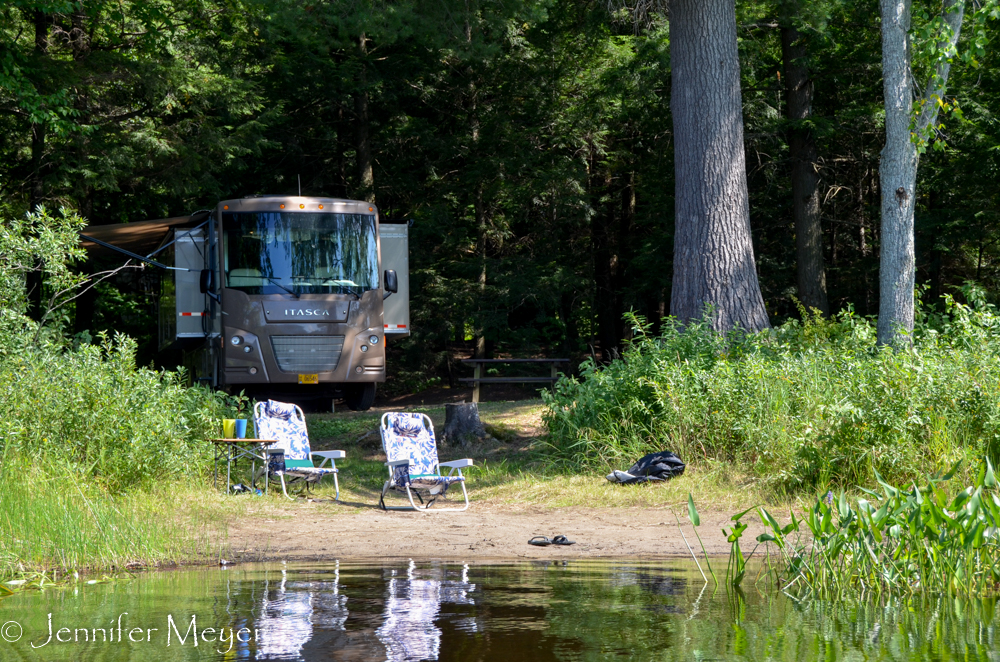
0;333;238;490
543;293;1000;493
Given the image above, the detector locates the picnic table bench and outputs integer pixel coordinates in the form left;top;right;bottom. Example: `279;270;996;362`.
459;358;570;403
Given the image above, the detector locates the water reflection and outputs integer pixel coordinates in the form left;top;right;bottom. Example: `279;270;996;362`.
256;563;348;660
376;561;475;661
2;560;1000;661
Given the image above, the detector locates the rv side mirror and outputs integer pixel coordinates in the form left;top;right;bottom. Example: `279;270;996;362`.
199;269;213;294
384;269;398;294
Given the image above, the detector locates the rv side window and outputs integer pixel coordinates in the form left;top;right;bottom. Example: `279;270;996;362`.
222;212;378;296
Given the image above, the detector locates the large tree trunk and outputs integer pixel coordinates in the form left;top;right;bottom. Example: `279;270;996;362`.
354;34;375;204
781;22;828;315
669;0;770;333
877;0;964;346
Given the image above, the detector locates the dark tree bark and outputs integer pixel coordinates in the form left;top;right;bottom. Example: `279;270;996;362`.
781;22;829;315
669;0;770;333
354;34;374;204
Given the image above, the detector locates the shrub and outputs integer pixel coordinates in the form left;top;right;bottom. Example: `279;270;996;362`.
542;294;1000;492
0;333;239;490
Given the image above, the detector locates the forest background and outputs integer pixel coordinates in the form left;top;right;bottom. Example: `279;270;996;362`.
3;0;999;390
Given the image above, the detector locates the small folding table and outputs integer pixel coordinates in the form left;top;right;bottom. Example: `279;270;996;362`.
210;438;278;494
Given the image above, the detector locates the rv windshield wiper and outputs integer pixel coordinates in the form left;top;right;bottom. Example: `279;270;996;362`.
264;277;298;298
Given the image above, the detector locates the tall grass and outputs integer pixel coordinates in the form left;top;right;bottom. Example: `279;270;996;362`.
0;465;224;577
543;291;1000;493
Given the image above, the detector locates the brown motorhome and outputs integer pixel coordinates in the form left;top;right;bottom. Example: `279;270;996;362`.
83;196;410;411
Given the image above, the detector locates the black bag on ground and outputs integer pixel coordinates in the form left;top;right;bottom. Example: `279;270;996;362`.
606;451;685;485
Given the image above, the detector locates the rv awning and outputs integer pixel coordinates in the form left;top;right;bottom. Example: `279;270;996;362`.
80;215;202;260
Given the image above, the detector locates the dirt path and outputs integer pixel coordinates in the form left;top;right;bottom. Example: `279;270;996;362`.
226;502;764;562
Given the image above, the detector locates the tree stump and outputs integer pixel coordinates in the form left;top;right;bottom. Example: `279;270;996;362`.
442;402;487;448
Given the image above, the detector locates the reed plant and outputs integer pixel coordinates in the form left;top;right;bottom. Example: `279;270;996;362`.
543;288;1000;493
0;465;214;579
726;460;1000;598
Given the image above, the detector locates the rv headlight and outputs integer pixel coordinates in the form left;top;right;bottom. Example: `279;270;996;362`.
231;336;243;346
243;345;252;353
368;335;379;345
249;367;258;375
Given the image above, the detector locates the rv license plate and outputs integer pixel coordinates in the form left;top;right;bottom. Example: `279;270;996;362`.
298;374;319;385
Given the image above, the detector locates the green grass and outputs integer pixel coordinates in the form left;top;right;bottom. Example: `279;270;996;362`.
298;400;769;512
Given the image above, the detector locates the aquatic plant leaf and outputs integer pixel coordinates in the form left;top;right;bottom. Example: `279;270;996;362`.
757;533;776;542
943;459;963;481
985;458;997;488
971;521;985;548
760;507;781;534
968;487;983;518
951;487;973;511
781;510;799;535
688;493;701;526
873;503;889;525
726;522;747;542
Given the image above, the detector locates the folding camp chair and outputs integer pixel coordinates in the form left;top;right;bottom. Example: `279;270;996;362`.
379;412;473;511
253;399;346;500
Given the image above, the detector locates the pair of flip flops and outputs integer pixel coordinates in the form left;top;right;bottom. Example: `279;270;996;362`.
528;535;575;546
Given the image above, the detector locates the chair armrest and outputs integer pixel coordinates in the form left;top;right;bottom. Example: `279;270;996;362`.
438;459;474;469
311;450;345;468
387;458;412;467
311;450;346;460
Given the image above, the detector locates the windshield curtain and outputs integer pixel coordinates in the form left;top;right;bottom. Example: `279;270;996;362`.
222;212;378;295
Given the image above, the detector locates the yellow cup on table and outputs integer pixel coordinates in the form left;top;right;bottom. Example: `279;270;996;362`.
222;419;236;438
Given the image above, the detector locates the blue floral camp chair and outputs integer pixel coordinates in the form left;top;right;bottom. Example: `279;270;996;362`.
253;400;346;500
379;412;473;511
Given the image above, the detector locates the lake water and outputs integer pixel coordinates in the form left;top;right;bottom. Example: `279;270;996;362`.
1;560;998;661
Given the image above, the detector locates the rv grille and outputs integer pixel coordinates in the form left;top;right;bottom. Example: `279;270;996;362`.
270;336;345;373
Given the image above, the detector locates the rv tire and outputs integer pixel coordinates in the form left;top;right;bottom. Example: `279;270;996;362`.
345;382;376;411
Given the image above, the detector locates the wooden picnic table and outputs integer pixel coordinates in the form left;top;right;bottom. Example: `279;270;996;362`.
458;358;570;403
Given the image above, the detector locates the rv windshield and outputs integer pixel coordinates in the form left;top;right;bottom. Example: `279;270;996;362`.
222;212;378;296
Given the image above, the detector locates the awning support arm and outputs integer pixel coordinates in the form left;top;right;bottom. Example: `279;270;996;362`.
78;233;191;272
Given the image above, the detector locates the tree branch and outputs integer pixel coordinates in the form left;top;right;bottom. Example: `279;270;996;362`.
915;0;966;137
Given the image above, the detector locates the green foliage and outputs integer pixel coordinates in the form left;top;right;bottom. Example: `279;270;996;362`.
543;302;1000;493
0;206;86;323
727;459;1000;598
0;333;240;490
